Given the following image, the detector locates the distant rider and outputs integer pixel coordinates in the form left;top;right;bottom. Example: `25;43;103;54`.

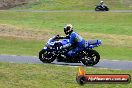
56;24;85;57
99;1;105;8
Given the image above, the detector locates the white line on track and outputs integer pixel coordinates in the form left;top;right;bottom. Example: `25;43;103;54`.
0;54;132;70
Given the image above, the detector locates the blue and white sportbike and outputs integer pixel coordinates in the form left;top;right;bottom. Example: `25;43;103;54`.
39;36;102;66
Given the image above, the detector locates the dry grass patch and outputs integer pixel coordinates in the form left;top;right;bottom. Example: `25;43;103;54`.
0;24;131;48
0;0;38;9
0;24;54;40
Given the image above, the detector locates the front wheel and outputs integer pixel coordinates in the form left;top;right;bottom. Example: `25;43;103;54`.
82;49;100;66
95;7;100;11
39;49;55;63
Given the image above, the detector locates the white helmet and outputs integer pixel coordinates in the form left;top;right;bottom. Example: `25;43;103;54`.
64;24;73;35
100;1;103;3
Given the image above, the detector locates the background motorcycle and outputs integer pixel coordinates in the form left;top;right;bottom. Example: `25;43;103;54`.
39;36;102;66
95;5;109;11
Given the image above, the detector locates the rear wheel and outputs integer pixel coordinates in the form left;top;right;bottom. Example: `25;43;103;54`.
39;49;55;63
105;7;109;11
82;49;100;66
104;6;109;11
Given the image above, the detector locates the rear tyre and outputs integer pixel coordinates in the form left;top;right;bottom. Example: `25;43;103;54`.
106;7;109;11
82;49;100;66
39;49;55;63
104;6;109;11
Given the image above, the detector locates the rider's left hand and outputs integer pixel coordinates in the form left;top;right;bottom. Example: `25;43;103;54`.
55;34;60;39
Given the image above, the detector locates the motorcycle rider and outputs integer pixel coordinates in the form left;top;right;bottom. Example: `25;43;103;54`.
56;24;85;57
99;1;105;8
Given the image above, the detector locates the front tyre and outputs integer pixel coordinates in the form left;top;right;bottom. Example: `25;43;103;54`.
39;49;55;63
95;7;100;11
82;49;100;66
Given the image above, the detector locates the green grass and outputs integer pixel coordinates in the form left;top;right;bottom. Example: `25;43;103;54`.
0;11;131;60
12;0;132;10
0;37;131;60
96;46;132;60
0;62;132;88
0;37;42;56
0;11;132;35
0;1;132;88
0;4;132;60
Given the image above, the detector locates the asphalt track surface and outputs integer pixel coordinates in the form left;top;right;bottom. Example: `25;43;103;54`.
0;10;132;13
0;55;132;70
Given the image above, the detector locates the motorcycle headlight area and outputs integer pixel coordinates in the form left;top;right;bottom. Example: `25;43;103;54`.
47;44;55;49
46;42;55;49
